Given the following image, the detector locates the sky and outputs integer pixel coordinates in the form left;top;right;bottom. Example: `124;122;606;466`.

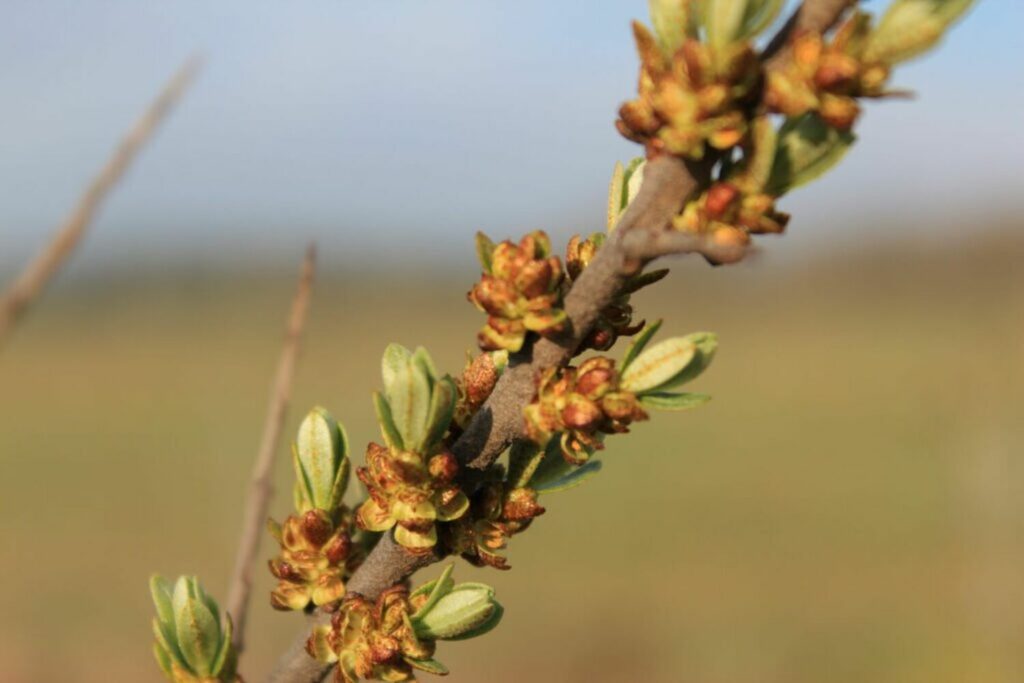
0;0;1021;277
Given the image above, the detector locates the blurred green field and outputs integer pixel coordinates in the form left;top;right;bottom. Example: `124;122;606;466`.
1;235;1022;682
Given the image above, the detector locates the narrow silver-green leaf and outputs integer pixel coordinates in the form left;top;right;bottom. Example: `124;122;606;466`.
420;376;456;453
413;583;501;641
865;0;976;65
638;391;711;410
389;357;432;452
381;343;412;401
411;346;438;386
210;613;233;676
607;161;626;231
373;391;403;451
657;331;718;390
532;459;603;494
740;0;785;40
153;641;174;678
475;231;496;274
506;440;547;489
411;564;456;620
295;407;344;510
150;574;175;626
172;577;221;676
404;657;450;675
649;0;695;58
768;114;856;196
620;337;697;394
705;0;749;55
620;319;663;374
442;601;505;642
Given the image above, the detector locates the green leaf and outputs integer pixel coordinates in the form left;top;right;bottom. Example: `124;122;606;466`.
404;657;450;675
153;641;174;678
172;577;221;676
413;583;502;641
150;575;175;626
638;391;711;410
740;0;785;40
705;0;749;55
624;159;646;211
420;376;456;453
411;346;438;386
506;440;547;489
768;114;856;196
209;613;233;676
387;353;432;453
443;601;504;641
152;618;186;672
530;444;604;494
865;0;976;65
475;231;496;274
733;116;777;192
381;343;412;401
621;268;669;295
649;0;696;58
373;391;403;451
607;161;625;231
620;337;697;394
411;564;456;620
295;407;345;510
620;319;663;374
657;331;718;390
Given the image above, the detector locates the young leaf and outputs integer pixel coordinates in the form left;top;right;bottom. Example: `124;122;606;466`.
405;657;450;675
411;564;456;620
865;0;976;65
295;407;345;510
420;376;456;453
172;577;220;676
475;232;496;274
620;337;697;394
638;391;711;411
506;440;547;489
657;331;718;390
620;319;663;374
373;391;403;451
705;0;749;55
533;459;603;494
768;114;856;196
740;0;785;40
411;346;438;386
607;161;626;231
624;158;646;211
649;0;696;58
413;583;502;641
388;356;432;453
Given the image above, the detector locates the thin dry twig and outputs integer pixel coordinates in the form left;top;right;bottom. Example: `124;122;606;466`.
0;57;201;348
227;244;317;653
266;2;852;681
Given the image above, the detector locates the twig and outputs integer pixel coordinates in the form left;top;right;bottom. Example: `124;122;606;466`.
762;0;855;66
0;57;201;349
227;245;317;653
266;2;853;681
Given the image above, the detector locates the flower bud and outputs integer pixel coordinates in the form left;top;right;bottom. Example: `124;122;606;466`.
704;183;740;220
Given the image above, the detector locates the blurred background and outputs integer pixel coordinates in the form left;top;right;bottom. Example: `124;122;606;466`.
1;1;1022;681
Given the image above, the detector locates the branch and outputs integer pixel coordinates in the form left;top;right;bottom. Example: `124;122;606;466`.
266;2;855;681
0;57;201;349
227;245;317;653
762;0;856;67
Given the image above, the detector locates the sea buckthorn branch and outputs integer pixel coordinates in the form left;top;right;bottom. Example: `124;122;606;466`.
145;1;976;681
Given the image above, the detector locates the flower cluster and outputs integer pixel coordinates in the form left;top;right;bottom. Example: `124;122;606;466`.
151;575;240;683
468;231;566;352
525;321;717;463
268;408;357;611
356;345;469;552
616;22;758;159
307;566;502;682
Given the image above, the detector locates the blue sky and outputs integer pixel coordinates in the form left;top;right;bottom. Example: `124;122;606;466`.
0;0;1021;275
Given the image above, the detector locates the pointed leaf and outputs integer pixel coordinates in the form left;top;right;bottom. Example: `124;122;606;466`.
291;445;314;512
475;232;496;274
412;583;500;641
649;0;696;57
411;564;456;620
607;161;625;231
620;319;663;374
705;0;749;55
420;376;456;453
373;391;403;451
150;575;175;626
210;613;233;676
404;657;450;675
506;440;547;489
638;391;711;410
172;577;221;676
153;641;174;678
620;337;697;394
295;407;345;510
532;459;603;494
381;343;412;400
865;0;976;65
658;331;718;389
768;114;856;196
388;357;432;453
740;0;785;40
442;601;505;642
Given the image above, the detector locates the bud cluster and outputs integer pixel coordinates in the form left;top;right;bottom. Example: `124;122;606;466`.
452;351;505;429
268;408;357;611
307;566;502;682
444;477;545;571
526;321;717;463
356;345;469;552
616;23;759;159
766;14;890;131
151;575;240;683
468;231;566;353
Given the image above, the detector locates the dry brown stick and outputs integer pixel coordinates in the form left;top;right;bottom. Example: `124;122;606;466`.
0;57;200;349
266;2;853;681
227;245;317;653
